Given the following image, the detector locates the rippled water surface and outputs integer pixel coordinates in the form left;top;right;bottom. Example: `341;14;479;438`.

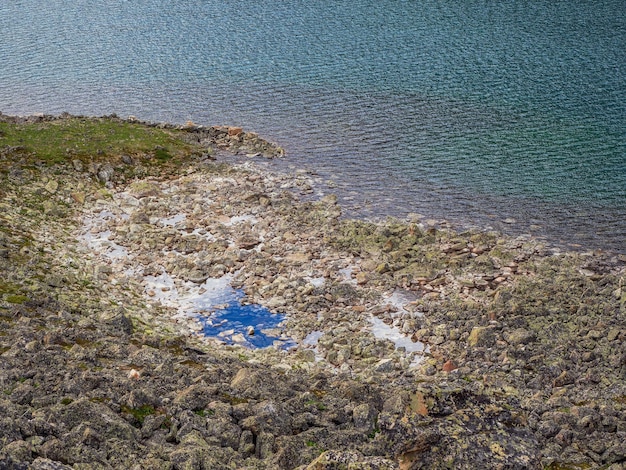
1;0;625;251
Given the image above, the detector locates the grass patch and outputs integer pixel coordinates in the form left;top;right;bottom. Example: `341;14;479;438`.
219;393;248;405
0;281;21;296
305;399;327;411
0;117;204;167
121;404;157;426
5;294;28;304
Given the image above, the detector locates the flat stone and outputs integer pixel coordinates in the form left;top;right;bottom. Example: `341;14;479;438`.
467;326;496;348
607;328;621;341
505;328;535;345
45;180;59;193
372;358;395;373
286;252;311;263
71;192;85;205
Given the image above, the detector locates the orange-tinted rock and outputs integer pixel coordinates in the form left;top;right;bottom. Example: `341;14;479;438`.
228;126;243;136
442;360;457;372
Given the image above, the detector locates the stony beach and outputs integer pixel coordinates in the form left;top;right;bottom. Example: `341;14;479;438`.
1;114;625;469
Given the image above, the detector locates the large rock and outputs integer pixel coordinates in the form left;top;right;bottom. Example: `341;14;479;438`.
173;384;217;411
504;328;535;345
467;327;496;348
52;398;138;442
305;450;398;469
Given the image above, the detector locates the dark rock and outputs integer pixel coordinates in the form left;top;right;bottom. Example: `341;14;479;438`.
52;398;138;442
173;384;217;411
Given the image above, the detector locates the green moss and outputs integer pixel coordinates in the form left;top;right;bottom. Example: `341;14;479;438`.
61;397;74;405
89;397;110;404
193;409;214;417
121;404;157;426
219;393;248;405
305;399;327;411
0;117;203;167
0;281;21;296
153;146;172;162
5;294;28;304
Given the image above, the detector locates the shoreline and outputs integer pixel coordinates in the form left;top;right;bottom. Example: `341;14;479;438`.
1;114;626;469
6;110;624;256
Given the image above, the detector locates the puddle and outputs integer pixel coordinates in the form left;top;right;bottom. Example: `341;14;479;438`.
303;330;324;346
385;289;420;314
82;210;130;260
160;213;186;226
338;266;356;284
80;207;294;350
145;271;295;349
369;317;428;355
225;215;258;226
369;289;428;363
307;277;326;288
184;276;296;349
82;229;129;260
196;290;295;349
190;227;216;242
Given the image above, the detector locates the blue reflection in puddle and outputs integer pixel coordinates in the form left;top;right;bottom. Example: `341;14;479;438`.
195;288;295;349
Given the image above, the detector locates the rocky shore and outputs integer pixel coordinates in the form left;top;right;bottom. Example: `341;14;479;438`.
1;114;625;469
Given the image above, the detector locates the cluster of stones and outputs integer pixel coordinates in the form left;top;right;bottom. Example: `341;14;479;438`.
79;163;424;374
1;117;626;469
129;116;286;159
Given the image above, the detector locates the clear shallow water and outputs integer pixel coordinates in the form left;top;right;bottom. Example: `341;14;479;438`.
187;277;294;349
1;0;625;251
81;209;293;349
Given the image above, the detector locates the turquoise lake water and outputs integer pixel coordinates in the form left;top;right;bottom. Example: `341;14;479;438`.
1;0;624;252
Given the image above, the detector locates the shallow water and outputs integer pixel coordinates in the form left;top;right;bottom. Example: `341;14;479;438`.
195;289;295;350
80;207;293;349
369;317;427;355
2;0;624;251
